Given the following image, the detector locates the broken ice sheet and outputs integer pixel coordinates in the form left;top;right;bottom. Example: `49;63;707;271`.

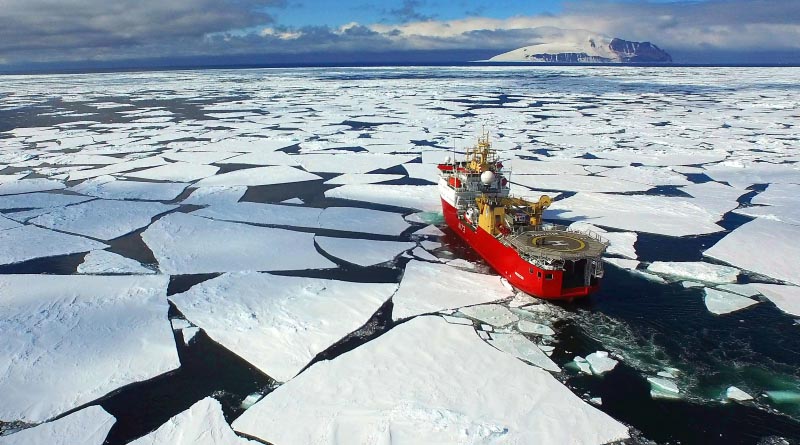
181;186;246;206
77;250;154;274
0;275;177;422
324;173;404;185
70;176;188;201
170;272;398;382
0;178;65;195
129;398;257;445
194;166;321;187
232;316;629;444
315;236;415;267
0;225;106;265
0;192;92;210
646;261;739;283
585;351;618;375
703;288;758;315
29;199;177;240
0;405;115;445
704;218;800;286
459;304;519;327
294;153;415;174
488;332;561;373
142;213;336;274
514;174;652;193
392;260;513;321
750;283;800;317
326;184;441;212
123;162;219;182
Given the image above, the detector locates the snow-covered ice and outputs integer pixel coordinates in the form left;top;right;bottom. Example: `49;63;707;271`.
315;236;415;267
123;162;219;182
646;261;739;283
488;332;561;372
0;192;92;210
0;275;177;422
232;316;629;444
326;184;441;212
129;398;257;445
0;225;106;265
392;260;513;320
726;386;754;402
194;166;321;187
170;272;398;381
294;153;415;174
142;213;335;274
0;406;115;445
182;186;246;206
704;218;800;286
750;283;800;317
0;178;65;195
77;250;154;274
703;288;758;315
29;199;176;240
318;207;410;236
70;176;187;201
604;258;640;270
585;351;618;375
413;224;445;237
647;377;680;399
514;174;652;193
459;304;519;327
410;246;438;261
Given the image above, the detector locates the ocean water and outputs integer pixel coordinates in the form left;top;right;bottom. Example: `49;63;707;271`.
0;66;799;444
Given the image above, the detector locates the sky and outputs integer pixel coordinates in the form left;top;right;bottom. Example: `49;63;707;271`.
1;0;800;69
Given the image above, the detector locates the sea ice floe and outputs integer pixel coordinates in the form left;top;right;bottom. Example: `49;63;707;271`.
0;275;177;422
315;236;415;267
77;250;154;274
513;174;652;193
488;332;561;373
68;156;167;181
402;163;440;183
735;183;800;226
70;176;187;201
704;218;800;286
410;246;438;261
194;166;321;187
318;207;410;236
413;224;445;237
598;166;691;186
0;225;106;265
326;184;441;212
459;304;519;327
646;261;739;283
726;386;754;402
142;213;335;274
0;178;65;195
182;327;200;345
163;150;240;165
215;151;298;166
324;173;404;185
585;351;618;375
129;398;257;445
170;272;398;382
440;314;473;325
293;153;416;174
392;260;513;320
517;320;555;336
704;162;800;189
28;199;177;240
569;357;593;375
181;186;247;206
703;288;758;315
0;192;92;210
0;405;115;445
550;193;725;237
604;258;640;270
647;377;680;399
445;258;475;269
232;316;629;444
123;162;219;182
0;215;21;231
750;283;800;317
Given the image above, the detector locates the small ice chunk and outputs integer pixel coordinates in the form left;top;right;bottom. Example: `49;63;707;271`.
182;327;200;345
704;218;800;286
703;288;758;315
29;199;177;240
280;197;304;204
232;317;629;444
392;261;513;320
77;250;154;274
585;351;618;375
170;272;398;382
480;324;494;332
750;283;800;317
241;393;263;410
171;319;191;330
518;320;555;336
647;261;739;283
726;386;753;402
0;225;106;266
413;224;445;237
142;213;335;274
420;240;441;250
410;246;438;261
488;333;561;372
648;377;680;399
0;405;115;445
589;397;602;406
315;236;414;267
569;356;593;375
129;398;257;445
460;304;519;327
509;293;538;308
477;330;491;340
183;186;246;206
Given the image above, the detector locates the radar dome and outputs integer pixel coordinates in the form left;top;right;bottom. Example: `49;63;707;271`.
480;170;495;185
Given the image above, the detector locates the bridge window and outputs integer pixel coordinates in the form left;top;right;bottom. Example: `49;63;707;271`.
545;273;554;280
537;271;542;278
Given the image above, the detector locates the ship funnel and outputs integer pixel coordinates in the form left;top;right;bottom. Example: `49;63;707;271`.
480;170;495;185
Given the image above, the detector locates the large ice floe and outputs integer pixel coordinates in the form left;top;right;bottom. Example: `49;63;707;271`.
703;288;758;315
326;184;441;212
549;193;727;237
0;275;177;422
0;405;115;445
0;192;92;210
142;213;335;274
28;199;176;240
194;166;321;187
704;218;800;285
750;283;800;318
315;236;415;266
232;316;629;444
70;175;187;201
0;225;106;265
392;260;513;320
646;261;739;283
77;250;154;274
170;272;398;382
128;398;256;445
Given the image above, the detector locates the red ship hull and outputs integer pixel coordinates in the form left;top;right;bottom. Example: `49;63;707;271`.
441;198;598;300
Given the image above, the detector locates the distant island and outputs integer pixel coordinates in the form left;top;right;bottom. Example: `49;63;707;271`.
489;28;672;63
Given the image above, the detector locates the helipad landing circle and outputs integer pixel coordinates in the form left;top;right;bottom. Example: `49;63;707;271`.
530;234;587;252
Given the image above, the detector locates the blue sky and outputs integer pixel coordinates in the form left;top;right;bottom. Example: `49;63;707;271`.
1;0;799;67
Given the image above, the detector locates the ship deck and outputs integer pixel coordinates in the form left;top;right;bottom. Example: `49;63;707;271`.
504;228;607;261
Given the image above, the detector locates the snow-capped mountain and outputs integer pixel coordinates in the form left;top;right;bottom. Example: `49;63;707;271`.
489;29;671;63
